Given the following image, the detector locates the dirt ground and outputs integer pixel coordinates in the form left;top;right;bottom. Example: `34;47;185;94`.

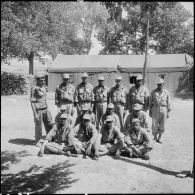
1;92;194;194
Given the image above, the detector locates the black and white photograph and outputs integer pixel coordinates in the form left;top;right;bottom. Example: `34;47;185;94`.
1;1;194;194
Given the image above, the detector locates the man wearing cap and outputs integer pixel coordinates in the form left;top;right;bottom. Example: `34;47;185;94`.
75;72;94;116
123;118;152;160
101;103;121;130
128;74;150;113
55;105;73;127
149;78;171;143
98;115;124;157
55;73;75;114
37;114;73;157
30;72;54;146
124;103;150;133
93;76;109;130
74;104;96;127
68;114;99;159
109;76;128;130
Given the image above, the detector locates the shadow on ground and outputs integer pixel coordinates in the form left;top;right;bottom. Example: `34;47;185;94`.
9;138;35;146
1;150;32;171
1;161;78;194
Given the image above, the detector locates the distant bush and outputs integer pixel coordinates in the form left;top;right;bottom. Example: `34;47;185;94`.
1;71;35;95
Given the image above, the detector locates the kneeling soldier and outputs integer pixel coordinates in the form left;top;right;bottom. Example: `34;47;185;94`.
123;118;152;160
37;113;73;157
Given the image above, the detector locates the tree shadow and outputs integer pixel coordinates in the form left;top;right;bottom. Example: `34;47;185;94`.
110;155;182;177
1;161;78;194
1;150;32;171
9;138;36;146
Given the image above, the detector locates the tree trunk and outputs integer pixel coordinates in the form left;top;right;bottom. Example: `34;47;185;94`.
27;52;34;75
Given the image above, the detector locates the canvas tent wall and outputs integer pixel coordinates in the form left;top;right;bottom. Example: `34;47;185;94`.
47;54;193;96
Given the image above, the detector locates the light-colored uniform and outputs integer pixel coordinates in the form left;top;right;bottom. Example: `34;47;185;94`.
93;85;109;129
75;83;94;115
30;85;54;141
102;112;121;130
124;111;149;133
55;112;73;127
109;85;128;129
149;88;171;136
128;85;150;112
55;83;75;114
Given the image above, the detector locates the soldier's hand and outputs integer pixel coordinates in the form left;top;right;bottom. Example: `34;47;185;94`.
37;150;44;157
34;114;39;121
85;144;92;156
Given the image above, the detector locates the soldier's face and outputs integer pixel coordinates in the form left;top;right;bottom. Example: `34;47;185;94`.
63;78;69;84
157;83;164;91
107;108;113;114
60;110;66;114
133;122;140;131
106;121;112;128
136;80;142;87
61;118;67;125
98;80;104;86
116;80;121;87
82;110;88;115
134;110;140;117
83;119;90;126
37;78;45;86
82;77;87;84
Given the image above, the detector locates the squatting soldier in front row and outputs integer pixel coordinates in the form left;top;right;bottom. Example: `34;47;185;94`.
75;72;94;116
123;103;150;133
68;114;99;159
149;78;171;143
55;73;75;114
109;76;128;130
37;113;73;157
30;72;54;146
128;74;150;113
93;76;109;130
123;118;152;160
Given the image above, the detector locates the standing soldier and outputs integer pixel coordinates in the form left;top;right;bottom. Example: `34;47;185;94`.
93;76;109;130
55;73;75;114
128;74;150;113
149;78;171;143
75;72;94;116
109;76;128;130
30;72;54;146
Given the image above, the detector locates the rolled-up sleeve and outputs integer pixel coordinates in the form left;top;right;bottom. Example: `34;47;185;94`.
30;87;37;102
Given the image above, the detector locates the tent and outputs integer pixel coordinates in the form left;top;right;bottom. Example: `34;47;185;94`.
47;54;193;96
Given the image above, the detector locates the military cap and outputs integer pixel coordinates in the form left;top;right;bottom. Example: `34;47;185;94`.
36;72;45;79
157;78;164;84
60;113;68;119
81;72;88;78
107;103;114;109
133;103;142;111
115;76;122;80
106;115;113;122
81;104;89;111
132;118;140;124
98;76;105;81
136;74;143;80
62;73;69;79
83;114;90;120
60;105;67;110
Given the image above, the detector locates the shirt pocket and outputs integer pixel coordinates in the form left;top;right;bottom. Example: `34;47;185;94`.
161;96;167;106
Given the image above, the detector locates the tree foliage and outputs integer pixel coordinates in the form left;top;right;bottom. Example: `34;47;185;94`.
98;2;194;56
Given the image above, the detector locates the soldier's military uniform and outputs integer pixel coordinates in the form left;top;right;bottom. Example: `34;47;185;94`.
30;73;54;143
55;74;75;114
128;75;150;113
109;76;128;129
75;73;94;115
93;76;109;130
149;79;171;139
124;104;149;133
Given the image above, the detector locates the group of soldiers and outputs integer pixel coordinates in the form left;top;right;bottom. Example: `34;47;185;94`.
30;72;171;160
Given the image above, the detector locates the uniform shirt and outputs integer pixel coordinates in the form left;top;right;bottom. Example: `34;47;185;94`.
124;127;150;146
69;123;98;145
30;85;47;110
46;123;72;144
102;112;121;129
109;85;128;107
128;85;150;111
101;125;123;144
55;113;73;126
124;111;149;132
75;83;94;103
150;88;171;111
55;83;75;106
93;85;109;103
74;112;96;127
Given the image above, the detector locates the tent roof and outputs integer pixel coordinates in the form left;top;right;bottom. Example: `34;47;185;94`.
47;54;193;73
